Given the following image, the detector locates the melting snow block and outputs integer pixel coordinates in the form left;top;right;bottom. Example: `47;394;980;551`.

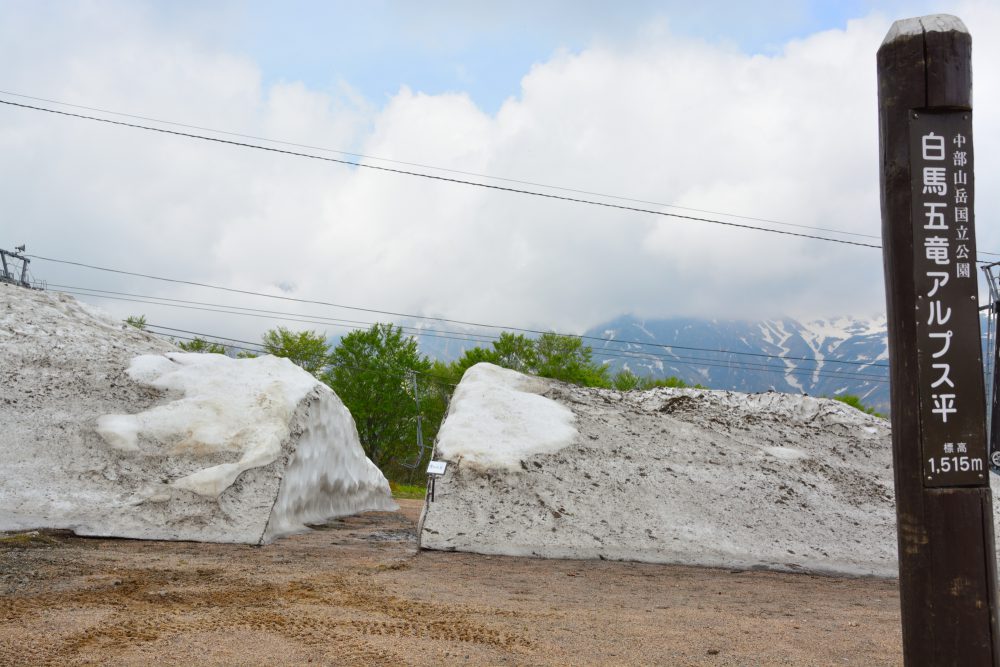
0;285;395;544
420;362;1000;577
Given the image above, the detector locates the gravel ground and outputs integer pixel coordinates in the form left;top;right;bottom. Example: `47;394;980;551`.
1;499;903;666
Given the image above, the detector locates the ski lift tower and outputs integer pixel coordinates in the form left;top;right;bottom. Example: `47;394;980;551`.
0;245;34;288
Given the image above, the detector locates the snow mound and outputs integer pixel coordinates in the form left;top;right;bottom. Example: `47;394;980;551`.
435;363;577;470
98;353;321;496
420;364;1000;577
0;284;395;544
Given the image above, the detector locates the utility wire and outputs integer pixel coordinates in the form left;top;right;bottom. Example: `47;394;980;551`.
144;324;459;386
52;282;890;375
53;282;887;371
1;97;889;250
142;320;887;386
36;257;891;370
0;88;902;244
590;348;888;383
55;286;500;347
56;289;889;384
5;96;998;261
48;282;501;343
83;288;889;384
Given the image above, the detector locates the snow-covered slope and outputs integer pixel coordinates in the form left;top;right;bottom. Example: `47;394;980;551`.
0;284;395;544
586;315;893;412
419;363;998;577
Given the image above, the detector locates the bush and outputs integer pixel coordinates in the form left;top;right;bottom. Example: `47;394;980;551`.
831;394;885;418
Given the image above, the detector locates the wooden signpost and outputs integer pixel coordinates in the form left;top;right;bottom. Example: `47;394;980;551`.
878;14;1000;664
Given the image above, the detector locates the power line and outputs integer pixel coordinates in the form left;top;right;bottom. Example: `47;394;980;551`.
4;95;997;263
144;325;459;387
141;319;886;387
35;258;891;370
0;88;904;245
58;286;888;385
48;282;496;343
50;281;890;374
0;97;890;250
590;348;887;384
53;286;501;346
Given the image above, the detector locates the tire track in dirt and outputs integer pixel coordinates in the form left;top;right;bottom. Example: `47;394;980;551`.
1;555;530;666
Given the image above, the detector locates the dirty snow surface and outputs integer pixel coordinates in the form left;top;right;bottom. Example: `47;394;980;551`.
421;364;998;577
0;284;395;544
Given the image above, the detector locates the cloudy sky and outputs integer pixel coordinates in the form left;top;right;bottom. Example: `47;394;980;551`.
1;0;998;347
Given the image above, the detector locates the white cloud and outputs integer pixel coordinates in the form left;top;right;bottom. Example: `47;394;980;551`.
1;1;997;344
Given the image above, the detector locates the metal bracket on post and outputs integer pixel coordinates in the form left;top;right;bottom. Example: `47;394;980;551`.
0;246;34;288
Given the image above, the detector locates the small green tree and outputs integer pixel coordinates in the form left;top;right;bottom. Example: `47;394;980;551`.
611;369;701;391
444;331;610;388
642;376;701;389
451;345;499;378
831;394;885;418
324;324;436;471
612;369;642;391
177;337;228;354
124;314;147;330
428;359;463;386
534;332;610;387
490;332;537;372
261;327;330;377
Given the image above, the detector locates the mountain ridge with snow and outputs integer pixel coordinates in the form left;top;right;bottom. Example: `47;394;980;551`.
585;314;893;413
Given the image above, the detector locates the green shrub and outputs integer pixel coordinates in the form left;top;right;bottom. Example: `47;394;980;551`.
831;394;885;418
389;481;427;499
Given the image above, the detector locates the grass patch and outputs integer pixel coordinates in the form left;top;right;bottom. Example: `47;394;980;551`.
389;482;427;500
830;394;886;419
0;531;59;547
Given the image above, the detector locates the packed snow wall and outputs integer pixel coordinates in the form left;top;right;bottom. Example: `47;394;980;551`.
0;284;395;544
420;363;1000;577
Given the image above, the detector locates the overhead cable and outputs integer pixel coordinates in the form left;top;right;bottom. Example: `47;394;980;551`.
143;324;460;386
86;292;889;385
1;97;889;250
141;321;887;386
50;281;890;372
0;88;898;243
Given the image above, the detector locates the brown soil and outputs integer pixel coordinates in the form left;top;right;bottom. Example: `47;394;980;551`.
1;500;902;666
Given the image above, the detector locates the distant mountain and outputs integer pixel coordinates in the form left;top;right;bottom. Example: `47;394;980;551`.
583;315;890;413
412;313;995;415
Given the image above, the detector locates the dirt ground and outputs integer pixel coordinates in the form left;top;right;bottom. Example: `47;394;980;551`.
0;500;902;666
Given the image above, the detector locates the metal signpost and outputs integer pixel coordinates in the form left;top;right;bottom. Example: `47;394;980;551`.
878;14;1000;663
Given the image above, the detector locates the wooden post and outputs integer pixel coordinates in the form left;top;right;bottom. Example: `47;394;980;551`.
878;14;1000;664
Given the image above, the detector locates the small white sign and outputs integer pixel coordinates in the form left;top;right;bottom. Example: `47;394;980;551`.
426;460;447;476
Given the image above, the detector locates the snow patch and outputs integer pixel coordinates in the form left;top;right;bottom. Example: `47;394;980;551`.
98;353;317;498
436;363;577;470
764;446;807;461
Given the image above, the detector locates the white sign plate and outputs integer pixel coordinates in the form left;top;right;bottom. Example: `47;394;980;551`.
426;460;447;476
